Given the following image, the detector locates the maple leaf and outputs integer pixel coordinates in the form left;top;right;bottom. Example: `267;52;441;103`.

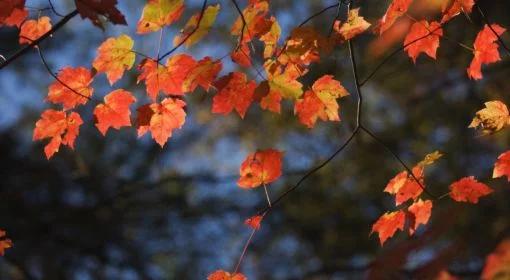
449;176;493;204
416;150;443;167
33;109;83;159
279;27;332;65
137;0;184;34
371;210;406;245
137;55;198;100
333;8;371;41
259;17;281;58
19;16;51;44
254;80;281;113
136;98;186;147
92;34;136;85
441;0;474;24
493;151;510;182
0;0;27;28
244;215;263;230
75;0;126;29
407;199;432;235
174;4;220;48
238;149;283;189
47;67;94;110
93;89;136;135
182;56;222;93
0;230;13;256
467;24;506;80
0;0;25;22
207;270;247;280
403;21;443;63
231;43;252;68
481;239;510;280
376;0;413;34
384;166;424;206
231;0;271;43
469;100;510;135
212;72;256;118
294;75;349;128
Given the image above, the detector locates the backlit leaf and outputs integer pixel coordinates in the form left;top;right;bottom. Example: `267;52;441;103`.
212;72;256;118
207;270;247;280
33;109;83;159
137;0;184;34
407;199;432;235
469;100;510;135
244;215;263;230
182;56;222;93
493;151;510;182
93;89;136;135
75;0;126;29
47;67;94;110
136;98;186;147
333;8;371;41
404;21;443;63
376;0;413;34
467;24;506;80
92;34;135;85
371;210;406;245
441;0;474;23
174;4;220;48
238;149;283;189
449;176;493;204
19;16;51;44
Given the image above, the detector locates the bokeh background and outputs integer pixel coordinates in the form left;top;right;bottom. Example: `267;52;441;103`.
0;0;510;279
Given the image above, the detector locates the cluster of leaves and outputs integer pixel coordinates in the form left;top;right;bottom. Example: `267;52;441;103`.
1;0;510;278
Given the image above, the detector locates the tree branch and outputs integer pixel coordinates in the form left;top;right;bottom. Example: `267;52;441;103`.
0;9;79;70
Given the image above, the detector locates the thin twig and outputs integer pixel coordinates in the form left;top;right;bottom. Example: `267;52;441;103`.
0;9;79;70
360;126;438;199
475;3;510;56
233;228;256;274
158;0;208;62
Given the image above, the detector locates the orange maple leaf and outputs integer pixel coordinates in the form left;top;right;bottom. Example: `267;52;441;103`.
94;89;136;135
231;0;271;44
407;199;432;235
47;67;94;110
333;8;371;41
376;0;413;35
467;24;506;80
294;75;349;128
384;166;424;206
404;21;443;63
481;239;510;280
441;0;474;23
449;176;493;203
244;215;263;230
493;151;510;182
371;210;406;245
212;72;256;118
182;56;222;93
19;16;51;44
137;55;197;100
136;98;186;147
0;230;13;256
207;270;247;280
92;34;136;85
238;149;283;189
33;109;83;159
1;2;27;28
231;43;252;68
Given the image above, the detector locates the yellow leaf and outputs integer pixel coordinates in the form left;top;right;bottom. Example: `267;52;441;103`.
174;4;220;48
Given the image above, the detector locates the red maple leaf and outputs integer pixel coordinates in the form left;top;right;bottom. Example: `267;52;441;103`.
376;0;413;35
493;151;510;182
212;72;256;118
404;21;443;63
33;109;83;159
208;270;247;280
75;0;126;29
238;149;283;189
244;215;263;230
136;98;186;147
47;67;94;110
449;176;493;203
371;210;406;245
0;0;27;28
384;166;424;206
467;24;506;80
407;199;433;235
19;16;51;44
441;0;474;23
94;89;136;135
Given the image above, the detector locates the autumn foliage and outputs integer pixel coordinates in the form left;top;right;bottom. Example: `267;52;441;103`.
1;0;510;278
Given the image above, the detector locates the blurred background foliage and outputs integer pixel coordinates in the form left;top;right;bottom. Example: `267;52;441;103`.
0;0;509;279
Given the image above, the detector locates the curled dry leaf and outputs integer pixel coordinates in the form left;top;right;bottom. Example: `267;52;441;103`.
469;100;510;135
